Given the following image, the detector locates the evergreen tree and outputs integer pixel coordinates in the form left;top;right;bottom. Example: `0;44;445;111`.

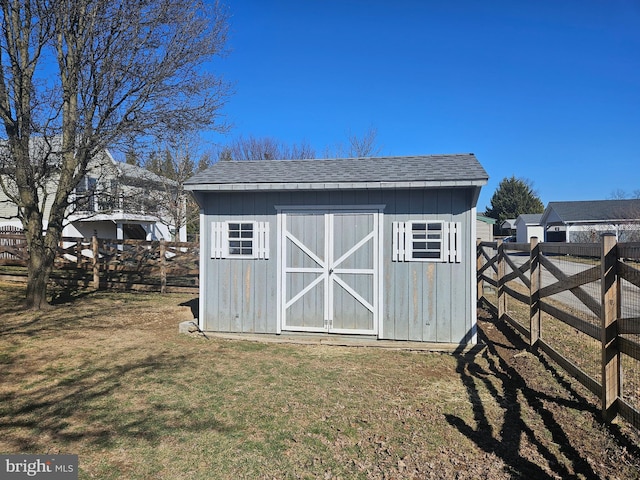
485;176;544;224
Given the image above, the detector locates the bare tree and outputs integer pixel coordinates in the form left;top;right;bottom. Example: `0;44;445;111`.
609;189;640;200
219;135;315;161
609;189;629;200
346;126;382;157
145;136;213;241
324;125;382;158
0;0;230;309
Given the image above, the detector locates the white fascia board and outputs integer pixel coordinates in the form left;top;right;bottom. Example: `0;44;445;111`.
184;179;488;192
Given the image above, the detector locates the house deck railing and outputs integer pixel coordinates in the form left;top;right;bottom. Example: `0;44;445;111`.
477;235;640;429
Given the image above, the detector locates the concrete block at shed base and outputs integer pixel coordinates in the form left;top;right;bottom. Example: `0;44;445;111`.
179;320;199;334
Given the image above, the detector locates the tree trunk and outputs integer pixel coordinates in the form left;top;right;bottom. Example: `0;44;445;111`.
23;219;59;310
25;255;51;310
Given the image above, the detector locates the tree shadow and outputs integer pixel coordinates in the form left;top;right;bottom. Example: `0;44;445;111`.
446;312;603;479
49;284;97;305
0;292;132;337
0;285;195;338
0;345;232;452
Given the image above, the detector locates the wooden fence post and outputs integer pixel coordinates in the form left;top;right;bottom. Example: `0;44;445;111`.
497;238;505;321
76;239;82;269
601;233;619;422
92;235;100;289
476;239;483;303
160;239;166;294
529;236;540;346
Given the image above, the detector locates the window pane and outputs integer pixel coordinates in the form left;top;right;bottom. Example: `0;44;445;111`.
414;251;440;259
409;221;443;261
228;222;254;256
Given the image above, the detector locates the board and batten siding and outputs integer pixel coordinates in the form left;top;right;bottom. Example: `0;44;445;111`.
382;188;473;343
199;187;475;343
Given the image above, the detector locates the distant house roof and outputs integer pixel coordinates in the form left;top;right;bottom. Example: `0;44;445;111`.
477;215;496;225
501;219;517;229
185;154;488;191
113;159;174;186
516;214;543;225
541;200;640;225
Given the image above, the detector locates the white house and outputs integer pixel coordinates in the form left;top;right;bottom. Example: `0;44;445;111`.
0;144;186;241
515;214;543;243
540;199;640;243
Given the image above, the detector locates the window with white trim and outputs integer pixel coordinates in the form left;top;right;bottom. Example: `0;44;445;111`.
392;220;461;262
228;222;254;255
211;221;269;259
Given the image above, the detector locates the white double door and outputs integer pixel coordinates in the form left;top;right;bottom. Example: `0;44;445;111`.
279;208;381;335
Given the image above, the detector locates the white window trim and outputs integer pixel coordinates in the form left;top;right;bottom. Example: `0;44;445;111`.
392;220;461;263
211;221;269;259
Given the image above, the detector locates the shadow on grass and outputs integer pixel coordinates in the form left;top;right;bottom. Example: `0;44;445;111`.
0;296;125;337
446;312;602;479
178;297;199;320
0;345;232;452
49;285;97;306
0;284;193;338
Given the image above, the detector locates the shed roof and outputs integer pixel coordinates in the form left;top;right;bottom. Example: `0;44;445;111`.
516;214;543;225
477;215;497;225
501;219;517;229
541;200;640;224
185;154;488;191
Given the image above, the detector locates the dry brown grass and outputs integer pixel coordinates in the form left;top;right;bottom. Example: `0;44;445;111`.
1;282;639;479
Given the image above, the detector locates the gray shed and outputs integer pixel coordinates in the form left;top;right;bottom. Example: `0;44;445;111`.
185;154;488;344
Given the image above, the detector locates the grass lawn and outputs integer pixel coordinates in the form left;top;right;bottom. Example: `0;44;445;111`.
1;283;639;479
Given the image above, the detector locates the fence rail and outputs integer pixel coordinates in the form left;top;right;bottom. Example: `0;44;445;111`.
0;231;198;293
477;235;640;429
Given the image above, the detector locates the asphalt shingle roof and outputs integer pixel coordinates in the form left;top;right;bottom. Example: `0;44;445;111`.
185;154;488;189
546;200;640;223
518;214;543;224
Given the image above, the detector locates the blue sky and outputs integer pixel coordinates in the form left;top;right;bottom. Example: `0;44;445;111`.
207;0;640;212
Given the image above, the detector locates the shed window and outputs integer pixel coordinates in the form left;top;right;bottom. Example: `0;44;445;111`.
211;221;269;259
411;222;443;260
228;222;254;255
393;221;461;263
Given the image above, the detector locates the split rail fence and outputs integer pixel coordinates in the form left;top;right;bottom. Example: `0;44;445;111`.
0;230;199;293
477;235;640;428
